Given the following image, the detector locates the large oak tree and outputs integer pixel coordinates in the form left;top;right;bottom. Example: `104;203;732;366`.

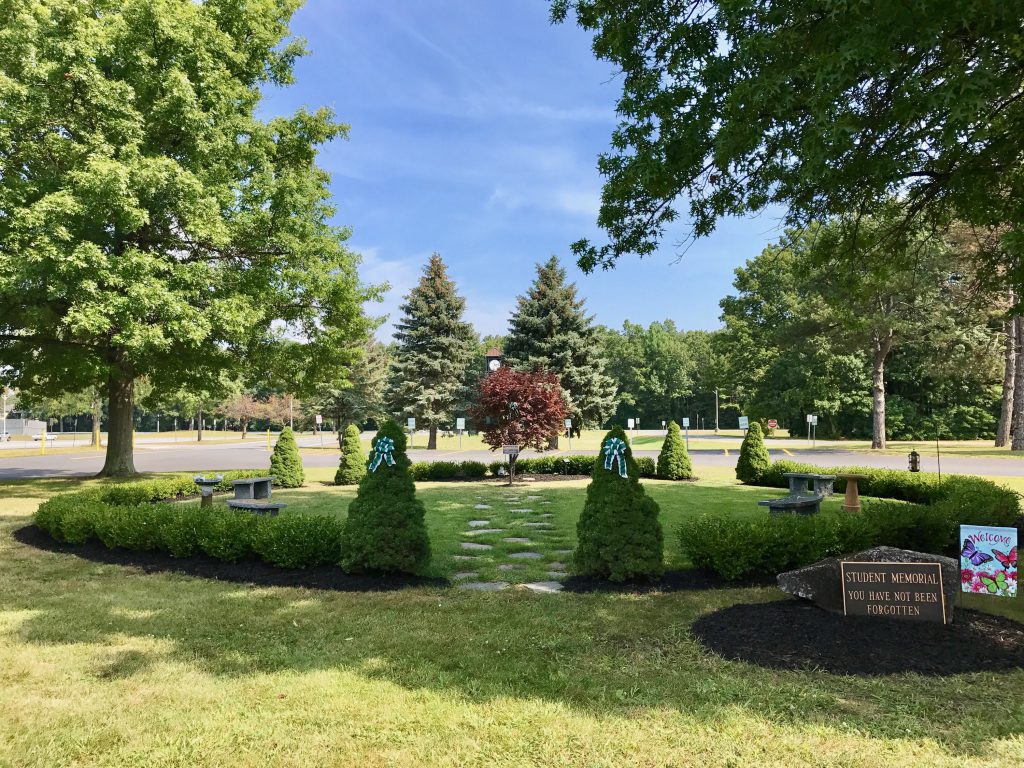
0;0;370;476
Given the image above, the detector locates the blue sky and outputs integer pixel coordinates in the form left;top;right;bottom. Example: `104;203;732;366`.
261;0;786;340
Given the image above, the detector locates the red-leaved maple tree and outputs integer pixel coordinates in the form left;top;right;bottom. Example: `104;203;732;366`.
471;367;567;455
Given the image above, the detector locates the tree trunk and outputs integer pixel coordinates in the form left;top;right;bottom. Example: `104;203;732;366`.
197;409;203;442
90;389;102;447
870;333;894;450
1012;316;1024;450
428;424;437;450
98;370;136;477
241;418;248;439
547;434;560;450
997;316;1017;446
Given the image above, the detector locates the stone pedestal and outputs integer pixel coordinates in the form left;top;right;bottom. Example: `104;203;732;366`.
838;473;867;512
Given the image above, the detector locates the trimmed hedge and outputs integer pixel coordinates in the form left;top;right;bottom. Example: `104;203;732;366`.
681;459;1022;580
34;489;343;570
486;454;657;478
735;422;771;484
270;427;304;488
409;460;488;481
657;421;694;480
335;424;367;485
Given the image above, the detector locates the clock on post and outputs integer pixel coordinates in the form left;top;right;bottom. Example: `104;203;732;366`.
485;347;502;374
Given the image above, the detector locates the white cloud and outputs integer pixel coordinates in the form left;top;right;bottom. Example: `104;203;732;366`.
356;246;421;341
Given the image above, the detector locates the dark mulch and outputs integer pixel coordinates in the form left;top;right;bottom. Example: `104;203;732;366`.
13;525;448;593
561;569;775;594
692;599;1024;676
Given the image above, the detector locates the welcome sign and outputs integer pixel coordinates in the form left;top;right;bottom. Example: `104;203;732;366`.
960;525;1017;598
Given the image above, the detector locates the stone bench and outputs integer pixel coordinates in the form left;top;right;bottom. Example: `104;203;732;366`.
227;499;287;516
231;476;274;500
758;495;824;516
783;472;835;498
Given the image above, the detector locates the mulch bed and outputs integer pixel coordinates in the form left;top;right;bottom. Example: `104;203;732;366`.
692;599;1024;676
14;525;447;593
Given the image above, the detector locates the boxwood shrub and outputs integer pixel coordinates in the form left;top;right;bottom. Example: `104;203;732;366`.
34;471;342;570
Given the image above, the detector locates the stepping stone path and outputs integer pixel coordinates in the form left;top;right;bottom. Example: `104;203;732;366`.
526;496;543;500
461;542;493;551
468;520;492;527
458;581;509;591
453;555;478;562
509;551;543;559
521;581;563;593
508;508;533;514
473;504;491;510
547;572;567;580
453;572;479;580
502;537;532;544
464;528;504;536
547;562;567;570
498;564;525;571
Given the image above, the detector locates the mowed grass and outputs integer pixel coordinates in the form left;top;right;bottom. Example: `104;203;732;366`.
0;471;1022;767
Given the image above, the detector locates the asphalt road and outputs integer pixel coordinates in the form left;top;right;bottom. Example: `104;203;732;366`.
3;436;1023;480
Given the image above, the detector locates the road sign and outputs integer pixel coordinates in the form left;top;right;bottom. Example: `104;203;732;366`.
502;445;520;455
456;417;465;431
767;418;778;429
811;415;818;426
738;416;749;430
564;418;572;430
627;418;635;429
315;414;322;425
407;417;416;430
682;417;690;428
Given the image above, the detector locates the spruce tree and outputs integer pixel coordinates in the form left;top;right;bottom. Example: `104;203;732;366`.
339;420;431;574
269;427;304;488
736;422;772;484
335;424;367;485
574;425;664;581
657;421;693;480
387;254;476;449
504;256;616;445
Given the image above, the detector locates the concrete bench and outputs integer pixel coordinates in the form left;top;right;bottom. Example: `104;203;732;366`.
783;472;835;498
227;499;287;516
231;476;274;500
758;495;824;516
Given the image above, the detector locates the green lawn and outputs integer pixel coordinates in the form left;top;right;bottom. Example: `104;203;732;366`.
0;471;1022;767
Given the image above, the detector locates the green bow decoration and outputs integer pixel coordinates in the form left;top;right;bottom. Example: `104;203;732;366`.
602;437;628;478
369;436;396;472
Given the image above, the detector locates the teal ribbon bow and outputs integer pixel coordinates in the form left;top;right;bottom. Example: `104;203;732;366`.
602;437;628;478
369;437;396;472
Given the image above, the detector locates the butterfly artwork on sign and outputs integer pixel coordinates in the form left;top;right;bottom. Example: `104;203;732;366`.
959;525;1017;598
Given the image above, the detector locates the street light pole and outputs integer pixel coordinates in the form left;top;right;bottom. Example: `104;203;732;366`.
714;387;720;434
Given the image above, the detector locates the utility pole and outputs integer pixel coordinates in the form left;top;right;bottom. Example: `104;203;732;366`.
714;387;720;434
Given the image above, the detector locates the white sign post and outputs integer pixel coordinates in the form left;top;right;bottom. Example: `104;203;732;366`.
502;444;520;486
564;418;572;451
407;417;416;449
738;416;749;432
806;414;818;446
456;417;465;449
315;414;323;447
681;417;690;450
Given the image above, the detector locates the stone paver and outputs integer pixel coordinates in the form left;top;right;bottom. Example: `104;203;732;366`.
453;555;478;561
502;537;532;544
539;513;553;518
547;571;567;580
473;504;491;510
526;496;543;500
461;542;493;551
547;562;567;570
524;522;551;528
521;581;563;593
509;551;543;559
498;564;525;571
464;528;505;536
468;519;491;527
555;549;573;555
453;571;479;580
457;581;509;591
508;508;533;514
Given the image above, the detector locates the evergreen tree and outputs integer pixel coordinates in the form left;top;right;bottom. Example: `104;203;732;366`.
339;420;431;574
735;422;771;484
504;256;616;445
574;425;663;581
270;427;304;488
335;424;366;485
388;254;476;449
656;421;693;480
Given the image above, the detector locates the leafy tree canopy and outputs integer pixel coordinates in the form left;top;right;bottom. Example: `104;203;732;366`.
552;0;1024;273
0;0;372;475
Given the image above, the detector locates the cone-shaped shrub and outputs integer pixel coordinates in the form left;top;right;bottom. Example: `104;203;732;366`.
339;420;431;573
736;422;771;484
335;424;367;485
657;420;693;480
269;427;304;488
573;425;663;581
